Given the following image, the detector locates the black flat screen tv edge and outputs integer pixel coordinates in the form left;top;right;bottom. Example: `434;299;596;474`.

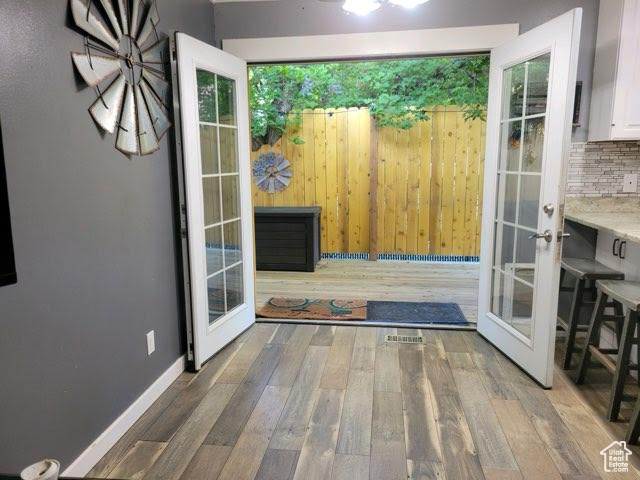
0;117;17;287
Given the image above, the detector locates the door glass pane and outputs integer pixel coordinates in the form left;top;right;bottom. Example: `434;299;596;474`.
226;264;244;312
491;270;505;318
200;126;219;175
505;63;526;119
207;273;225;323
205;226;223;275
493;222;515;271
511;279;534;337
518;175;541;229
196;69;245;326
500;121;521;172
202;177;221;226
217;75;236;125
525;53;551;115
224;220;242;266
221;175;240;220
490;53;550;340
197;70;217;123
219;127;238;173
514;228;536;281
522;117;545;172
502;174;518;223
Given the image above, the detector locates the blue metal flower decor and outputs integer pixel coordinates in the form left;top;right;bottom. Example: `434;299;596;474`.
252;151;292;193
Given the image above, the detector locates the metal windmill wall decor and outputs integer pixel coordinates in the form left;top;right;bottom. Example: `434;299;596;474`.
70;0;171;156
253;151;292;193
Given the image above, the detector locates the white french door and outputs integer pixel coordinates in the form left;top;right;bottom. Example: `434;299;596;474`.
174;33;255;370
478;9;582;387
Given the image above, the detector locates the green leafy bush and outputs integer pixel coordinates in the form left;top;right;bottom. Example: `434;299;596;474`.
249;55;489;150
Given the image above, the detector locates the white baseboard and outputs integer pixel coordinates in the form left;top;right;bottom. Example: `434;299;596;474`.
62;355;185;477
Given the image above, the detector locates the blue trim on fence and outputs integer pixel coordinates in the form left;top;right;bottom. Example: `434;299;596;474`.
321;253;480;263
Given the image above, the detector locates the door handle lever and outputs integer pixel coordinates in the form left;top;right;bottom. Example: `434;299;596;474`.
529;230;553;243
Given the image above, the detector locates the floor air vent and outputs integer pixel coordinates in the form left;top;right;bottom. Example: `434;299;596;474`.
385;334;424;344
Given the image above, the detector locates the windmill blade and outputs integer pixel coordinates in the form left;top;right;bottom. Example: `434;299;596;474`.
70;0;119;50
71;52;120;86
117;0;129;35
116;84;139;155
130;0;143;38
141;38;167;65
254;175;269;186
98;0;122;39
276;159;291;170
137;1;160;47
134;84;160;155
89;74;126;133
276;175;291;186
142;69;169;104
140;80;171;140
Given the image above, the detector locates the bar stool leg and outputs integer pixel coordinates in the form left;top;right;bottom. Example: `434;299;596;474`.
627;397;640;444
608;310;637;421
563;278;585;370
613;301;624;344
576;290;608;384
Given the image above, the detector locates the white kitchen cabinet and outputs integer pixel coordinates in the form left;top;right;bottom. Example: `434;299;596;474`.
588;0;640;141
595;230;640;281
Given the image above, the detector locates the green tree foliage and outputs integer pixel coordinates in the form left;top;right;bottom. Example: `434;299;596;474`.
249;55;489;150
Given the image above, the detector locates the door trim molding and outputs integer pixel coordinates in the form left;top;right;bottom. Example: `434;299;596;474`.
61;356;185;477
222;24;520;63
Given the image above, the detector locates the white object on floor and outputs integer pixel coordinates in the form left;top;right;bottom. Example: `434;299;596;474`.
20;459;60;480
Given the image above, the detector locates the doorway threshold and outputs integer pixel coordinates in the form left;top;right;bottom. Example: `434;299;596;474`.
255;317;477;331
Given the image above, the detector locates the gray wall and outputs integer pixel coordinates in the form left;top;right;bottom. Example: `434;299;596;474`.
0;0;214;473
214;0;600;141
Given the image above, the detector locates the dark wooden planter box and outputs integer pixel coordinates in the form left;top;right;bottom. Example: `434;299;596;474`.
254;206;321;272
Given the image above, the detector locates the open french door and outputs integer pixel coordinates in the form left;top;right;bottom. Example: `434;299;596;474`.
173;33;255;370
478;9;582;387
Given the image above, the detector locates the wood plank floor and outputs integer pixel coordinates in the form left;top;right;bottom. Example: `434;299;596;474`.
90;323;640;480
255;260;480;323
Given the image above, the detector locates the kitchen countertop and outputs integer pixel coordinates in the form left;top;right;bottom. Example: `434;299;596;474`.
564;197;640;243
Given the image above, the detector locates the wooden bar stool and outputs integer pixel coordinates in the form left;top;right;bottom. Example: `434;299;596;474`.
575;280;640;421
628;396;640;444
558;258;624;370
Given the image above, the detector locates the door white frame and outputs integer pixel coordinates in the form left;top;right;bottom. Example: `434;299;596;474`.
175;32;256;370
477;9;582;387
222;24;519;62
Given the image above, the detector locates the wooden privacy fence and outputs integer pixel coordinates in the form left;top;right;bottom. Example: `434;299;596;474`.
251;107;486;257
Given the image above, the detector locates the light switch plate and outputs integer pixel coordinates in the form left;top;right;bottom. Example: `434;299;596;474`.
146;330;155;355
623;173;638;193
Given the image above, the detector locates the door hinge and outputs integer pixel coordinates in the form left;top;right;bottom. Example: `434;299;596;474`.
181;228;188;239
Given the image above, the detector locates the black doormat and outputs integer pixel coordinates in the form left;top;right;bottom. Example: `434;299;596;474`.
366;301;468;325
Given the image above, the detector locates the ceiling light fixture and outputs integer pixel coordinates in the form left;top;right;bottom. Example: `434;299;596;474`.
389;0;430;7
342;0;382;16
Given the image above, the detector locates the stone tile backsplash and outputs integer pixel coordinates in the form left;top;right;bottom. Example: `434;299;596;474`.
567;141;640;197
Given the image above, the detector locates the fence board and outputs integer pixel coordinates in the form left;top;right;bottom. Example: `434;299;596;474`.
358;108;370;253
251;107;485;256
326;109;339;253
418;120;432;254
336;108;349;252
429;106;444;255
452;110;469;255
314;109;328;251
383;127;397;254
406;123;421;254
440;107;457;254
